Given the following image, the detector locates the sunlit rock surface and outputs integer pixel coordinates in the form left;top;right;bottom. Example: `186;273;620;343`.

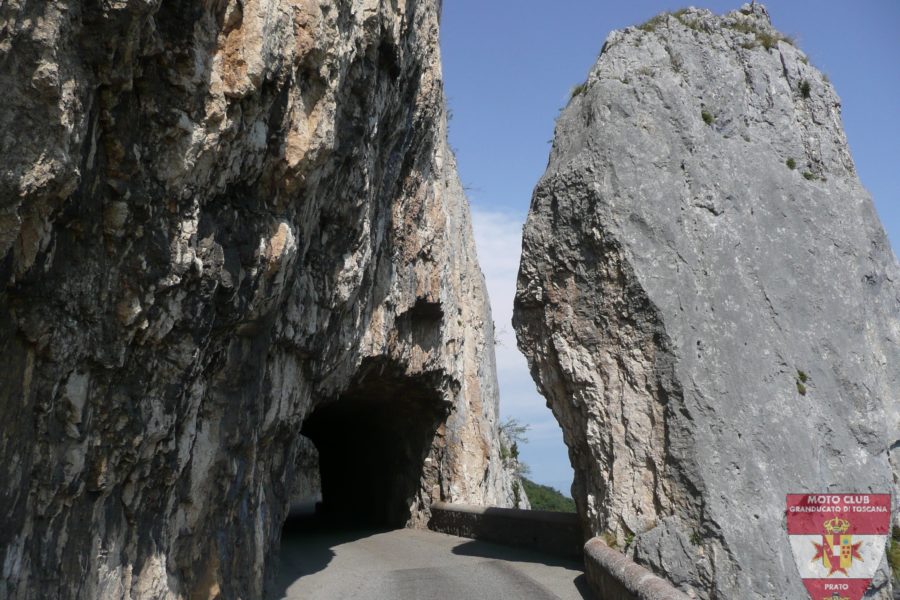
513;5;898;598
0;1;517;598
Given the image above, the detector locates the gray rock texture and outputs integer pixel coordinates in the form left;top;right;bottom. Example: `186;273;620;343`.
289;435;322;507
0;1;517;598
513;4;899;599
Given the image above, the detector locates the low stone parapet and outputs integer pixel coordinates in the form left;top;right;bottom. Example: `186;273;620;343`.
427;502;582;558
582;537;692;600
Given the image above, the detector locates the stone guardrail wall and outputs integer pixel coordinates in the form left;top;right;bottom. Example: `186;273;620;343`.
427;502;583;558
583;537;692;600
429;503;690;599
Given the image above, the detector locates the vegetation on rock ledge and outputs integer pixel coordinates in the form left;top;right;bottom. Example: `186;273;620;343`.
889;526;900;582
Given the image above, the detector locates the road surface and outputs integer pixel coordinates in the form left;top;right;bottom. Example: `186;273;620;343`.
268;520;593;600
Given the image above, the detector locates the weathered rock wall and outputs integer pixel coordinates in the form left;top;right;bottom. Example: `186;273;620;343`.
514;4;898;599
0;1;515;598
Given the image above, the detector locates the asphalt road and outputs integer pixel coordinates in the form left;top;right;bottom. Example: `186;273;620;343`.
268;522;594;600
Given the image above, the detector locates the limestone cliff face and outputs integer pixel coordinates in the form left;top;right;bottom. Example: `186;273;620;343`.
0;1;516;598
514;4;898;599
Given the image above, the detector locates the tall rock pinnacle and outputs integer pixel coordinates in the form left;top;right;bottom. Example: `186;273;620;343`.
514;4;898;598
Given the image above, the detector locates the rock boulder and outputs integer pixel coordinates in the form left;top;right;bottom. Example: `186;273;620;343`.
514;5;898;598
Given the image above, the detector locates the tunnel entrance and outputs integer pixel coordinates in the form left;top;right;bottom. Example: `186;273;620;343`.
300;358;449;528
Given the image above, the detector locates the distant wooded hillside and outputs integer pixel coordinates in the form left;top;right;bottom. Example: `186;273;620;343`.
522;478;575;512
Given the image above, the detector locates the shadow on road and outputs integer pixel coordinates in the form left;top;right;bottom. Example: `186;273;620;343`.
268;504;596;599
450;537;578;567
570;574;594;599
450;538;595;599
267;506;388;599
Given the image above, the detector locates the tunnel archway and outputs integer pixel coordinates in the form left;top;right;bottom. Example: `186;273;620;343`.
300;358;449;528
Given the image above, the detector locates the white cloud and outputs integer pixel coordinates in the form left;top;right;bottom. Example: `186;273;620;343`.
470;208;525;370
471;207;574;492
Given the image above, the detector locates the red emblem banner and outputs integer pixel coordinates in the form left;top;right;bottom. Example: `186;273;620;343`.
787;493;892;600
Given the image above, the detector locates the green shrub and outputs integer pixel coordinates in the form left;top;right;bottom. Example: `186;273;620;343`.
701;110;714;125
889;527;900;582
500;418;531;478
802;171;815;181
800;80;811;98
786;158;796;170
638;14;667;32
756;31;778;50
727;21;757;42
690;530;703;546
727;20;792;50
637;9;706;34
673;9;703;32
570;82;588;99
796;369;809;395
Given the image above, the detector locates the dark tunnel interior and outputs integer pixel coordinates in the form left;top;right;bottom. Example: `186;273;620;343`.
300;359;449;528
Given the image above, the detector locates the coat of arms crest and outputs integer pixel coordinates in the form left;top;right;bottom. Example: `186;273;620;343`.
787;494;892;600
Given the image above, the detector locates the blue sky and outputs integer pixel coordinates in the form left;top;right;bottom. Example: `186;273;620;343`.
440;1;900;495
